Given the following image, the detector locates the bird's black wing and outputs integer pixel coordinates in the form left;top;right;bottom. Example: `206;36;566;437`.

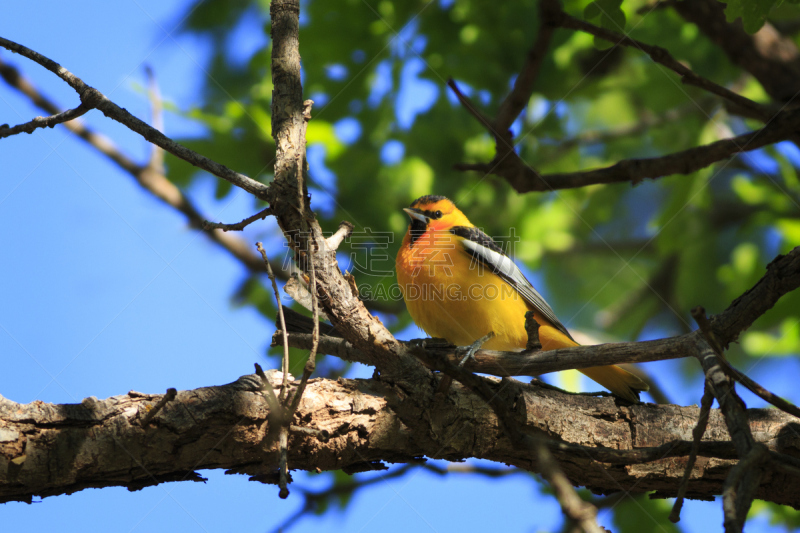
451;225;575;341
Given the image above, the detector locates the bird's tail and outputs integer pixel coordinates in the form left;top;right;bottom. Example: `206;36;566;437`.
580;365;649;403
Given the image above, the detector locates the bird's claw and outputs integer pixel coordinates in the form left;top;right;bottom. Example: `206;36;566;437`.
456;332;494;367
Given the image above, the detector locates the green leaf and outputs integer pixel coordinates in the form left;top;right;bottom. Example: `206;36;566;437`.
721;0;780;33
584;1;602;20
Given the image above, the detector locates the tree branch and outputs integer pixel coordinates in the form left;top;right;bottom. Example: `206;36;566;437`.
0;56;273;275
0;36;270;200
450;2;800;192
553;8;768;120
2;372;799;506
459;107;800;192
203;207;273;232
494;0;559;130
266;0;429;382
0;102;90;138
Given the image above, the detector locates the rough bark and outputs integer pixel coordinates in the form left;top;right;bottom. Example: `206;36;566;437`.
2;372;799;507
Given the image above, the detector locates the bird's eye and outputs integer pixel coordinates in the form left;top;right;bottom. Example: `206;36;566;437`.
434;210;442;219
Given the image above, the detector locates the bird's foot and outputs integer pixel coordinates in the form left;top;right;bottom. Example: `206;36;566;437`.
456;332;495;367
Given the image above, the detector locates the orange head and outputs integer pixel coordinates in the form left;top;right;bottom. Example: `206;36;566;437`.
402;195;472;246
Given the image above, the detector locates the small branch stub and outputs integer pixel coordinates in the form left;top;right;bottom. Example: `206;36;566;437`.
140;388;177;427
524;311;541;351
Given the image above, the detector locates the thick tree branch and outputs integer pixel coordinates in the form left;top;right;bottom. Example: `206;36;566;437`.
266;0;428;381
2;372;799;506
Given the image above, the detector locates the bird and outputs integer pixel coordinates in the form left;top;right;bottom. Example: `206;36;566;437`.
395;194;649;402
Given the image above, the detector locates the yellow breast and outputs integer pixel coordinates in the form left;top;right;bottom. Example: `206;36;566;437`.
396;230;533;350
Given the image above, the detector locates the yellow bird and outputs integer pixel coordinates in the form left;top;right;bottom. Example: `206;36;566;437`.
395;195;648;402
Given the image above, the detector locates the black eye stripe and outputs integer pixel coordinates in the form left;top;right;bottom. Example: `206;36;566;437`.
421;209;443;219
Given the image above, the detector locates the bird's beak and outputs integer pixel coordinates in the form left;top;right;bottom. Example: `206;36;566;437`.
403;207;429;223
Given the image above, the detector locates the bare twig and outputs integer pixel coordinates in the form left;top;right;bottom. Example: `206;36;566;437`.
1;56;407;317
0;36;269;199
670;382;714;522
0;103;90;138
277;330;680;377
449;3;800;193
446;79;496;133
693;303;800;419
286;257;319;416
139;388;177;427
257;243;291;402
253;363;283;418
692;306;727;356
203;207;273;232
717;362;800;419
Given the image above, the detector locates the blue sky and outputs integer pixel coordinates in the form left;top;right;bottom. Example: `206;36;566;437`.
1;2;797;532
